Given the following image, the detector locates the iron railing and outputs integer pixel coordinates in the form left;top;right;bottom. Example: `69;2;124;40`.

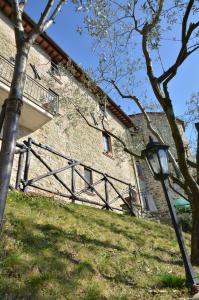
14;138;141;216
0;54;59;115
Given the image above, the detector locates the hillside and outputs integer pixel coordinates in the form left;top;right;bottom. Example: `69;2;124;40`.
0;192;194;299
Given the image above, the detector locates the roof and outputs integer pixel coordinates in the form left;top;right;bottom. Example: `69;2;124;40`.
129;112;185;131
0;0;135;129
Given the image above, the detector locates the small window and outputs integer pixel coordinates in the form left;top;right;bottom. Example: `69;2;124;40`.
99;103;107;118
84;167;93;192
51;60;60;76
136;161;144;180
103;132;112;155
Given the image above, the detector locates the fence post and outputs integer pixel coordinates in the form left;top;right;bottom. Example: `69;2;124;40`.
104;177;110;210
15;151;25;190
71;161;76;203
23;138;32;192
128;184;134;213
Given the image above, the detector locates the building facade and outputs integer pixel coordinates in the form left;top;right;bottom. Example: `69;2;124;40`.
0;0;190;218
0;0;141;213
130;112;190;220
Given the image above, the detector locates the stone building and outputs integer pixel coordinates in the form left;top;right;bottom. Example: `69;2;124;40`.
130;112;189;220
0;0;141;213
0;0;189;218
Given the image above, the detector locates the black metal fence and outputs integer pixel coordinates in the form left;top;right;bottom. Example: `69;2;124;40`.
0;54;59;115
14;138;141;216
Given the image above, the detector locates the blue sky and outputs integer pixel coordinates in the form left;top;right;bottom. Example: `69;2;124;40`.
25;1;198;146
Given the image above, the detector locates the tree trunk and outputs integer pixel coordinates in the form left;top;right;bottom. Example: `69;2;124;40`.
191;194;199;265
0;44;30;230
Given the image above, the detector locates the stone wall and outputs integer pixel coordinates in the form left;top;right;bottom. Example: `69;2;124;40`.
130;113;189;219
0;11;139;210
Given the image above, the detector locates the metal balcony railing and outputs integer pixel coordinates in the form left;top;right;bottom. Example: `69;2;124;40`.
0;54;59;115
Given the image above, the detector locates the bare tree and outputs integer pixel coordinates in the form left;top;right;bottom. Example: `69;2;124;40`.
0;0;67;231
73;0;199;265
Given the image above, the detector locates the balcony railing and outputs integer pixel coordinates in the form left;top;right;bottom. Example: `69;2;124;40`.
0;55;58;115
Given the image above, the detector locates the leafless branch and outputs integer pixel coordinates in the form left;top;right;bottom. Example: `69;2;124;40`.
132;0;142;34
187;45;199;56
147;0;156;13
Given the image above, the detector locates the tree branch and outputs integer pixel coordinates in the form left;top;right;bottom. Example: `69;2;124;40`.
43;0;66;31
147;0;156;13
169;174;186;190
182;0;194;44
140;0;199;194
142;0;163;34
12;0;25;46
75;107;142;159
168;177;190;203
195;122;199;184
110;79;181;177
187;159;197;168
141;1;165;100
27;0;54;44
27;0;66;45
19;0;28;12
158;0;199;84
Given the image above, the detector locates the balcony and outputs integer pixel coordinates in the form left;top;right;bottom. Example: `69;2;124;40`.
0;54;59;132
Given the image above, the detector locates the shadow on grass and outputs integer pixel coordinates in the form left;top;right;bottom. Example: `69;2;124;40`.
0;213;97;299
1;211;132;299
140;252;183;266
100;272;136;287
35;222;125;251
61;207;146;247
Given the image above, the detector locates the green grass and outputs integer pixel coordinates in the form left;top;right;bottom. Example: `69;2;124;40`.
0;191;192;299
157;274;185;288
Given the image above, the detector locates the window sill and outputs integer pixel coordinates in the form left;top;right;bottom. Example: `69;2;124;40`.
103;152;114;159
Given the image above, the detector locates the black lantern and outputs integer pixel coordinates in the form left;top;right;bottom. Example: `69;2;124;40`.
142;136;169;180
142;136;199;292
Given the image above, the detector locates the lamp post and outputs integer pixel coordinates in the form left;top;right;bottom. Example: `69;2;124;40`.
142;137;199;293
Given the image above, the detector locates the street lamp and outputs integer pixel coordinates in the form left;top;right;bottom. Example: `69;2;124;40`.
142;136;199;293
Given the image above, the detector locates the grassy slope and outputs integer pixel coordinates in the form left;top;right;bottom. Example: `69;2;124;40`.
0;192;192;299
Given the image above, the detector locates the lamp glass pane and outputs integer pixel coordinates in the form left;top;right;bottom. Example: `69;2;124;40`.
147;150;161;175
158;149;169;174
